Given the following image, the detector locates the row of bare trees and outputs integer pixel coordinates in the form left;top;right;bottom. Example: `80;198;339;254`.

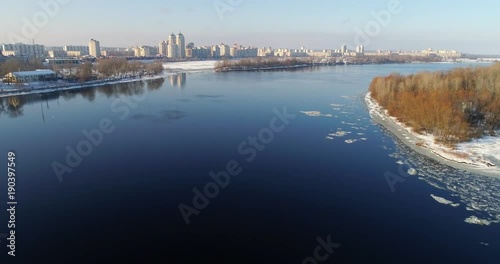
97;58;164;78
350;55;442;64
0;58;45;77
1;58;164;83
369;63;500;144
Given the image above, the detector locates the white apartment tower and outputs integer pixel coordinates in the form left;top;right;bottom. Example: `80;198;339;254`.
176;32;186;58
167;33;179;58
341;45;348;54
159;41;168;56
356;45;365;53
89;39;101;57
220;44;230;57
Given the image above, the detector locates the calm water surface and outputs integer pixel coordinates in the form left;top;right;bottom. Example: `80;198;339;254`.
1;63;499;263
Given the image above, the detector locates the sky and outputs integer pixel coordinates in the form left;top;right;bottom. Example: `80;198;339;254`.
1;0;499;54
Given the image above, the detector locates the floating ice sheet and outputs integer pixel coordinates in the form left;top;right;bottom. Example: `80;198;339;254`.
430;194;460;207
300;111;333;117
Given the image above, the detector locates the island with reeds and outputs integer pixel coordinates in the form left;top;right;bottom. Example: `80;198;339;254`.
214;55;443;72
214;58;316;72
366;63;500;176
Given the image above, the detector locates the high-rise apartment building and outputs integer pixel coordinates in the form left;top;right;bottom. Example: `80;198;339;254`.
159;41;168;56
219;44;230;57
176;32;186;58
89;39;101;57
167;33;179;58
356;45;365;54
341;45;348;54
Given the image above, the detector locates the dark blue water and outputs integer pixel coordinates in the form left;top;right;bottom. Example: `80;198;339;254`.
1;64;499;263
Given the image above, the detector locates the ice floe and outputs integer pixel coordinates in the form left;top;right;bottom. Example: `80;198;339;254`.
300;111;333;117
390;137;500;226
407;168;418;175
464;216;492;226
430;194;460;207
329;130;351;137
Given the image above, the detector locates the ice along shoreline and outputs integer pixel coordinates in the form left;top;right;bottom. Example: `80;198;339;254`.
365;92;500;178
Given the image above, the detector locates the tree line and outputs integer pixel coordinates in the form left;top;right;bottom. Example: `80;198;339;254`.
0;58;45;77
215;57;313;71
350;55;442;64
1;58;164;83
369;63;500;144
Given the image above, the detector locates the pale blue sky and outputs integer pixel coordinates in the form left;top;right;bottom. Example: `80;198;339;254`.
1;0;499;54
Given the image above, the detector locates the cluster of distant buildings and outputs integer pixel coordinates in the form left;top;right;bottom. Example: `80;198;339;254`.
0;33;487;86
0;31;470;66
129;33;260;59
1;40;101;59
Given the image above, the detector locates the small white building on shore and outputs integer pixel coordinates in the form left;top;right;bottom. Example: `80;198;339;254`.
3;69;57;83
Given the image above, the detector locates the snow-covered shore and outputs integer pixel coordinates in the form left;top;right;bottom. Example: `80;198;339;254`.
0;74;168;98
0;61;218;98
365;92;500;178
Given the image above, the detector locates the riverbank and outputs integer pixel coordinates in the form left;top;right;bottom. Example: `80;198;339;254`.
0;74;168;98
365;92;500;178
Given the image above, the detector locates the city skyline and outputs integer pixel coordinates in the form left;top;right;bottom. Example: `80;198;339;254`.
1;0;500;54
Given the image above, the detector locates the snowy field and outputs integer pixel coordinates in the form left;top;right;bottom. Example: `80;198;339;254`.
163;61;217;72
